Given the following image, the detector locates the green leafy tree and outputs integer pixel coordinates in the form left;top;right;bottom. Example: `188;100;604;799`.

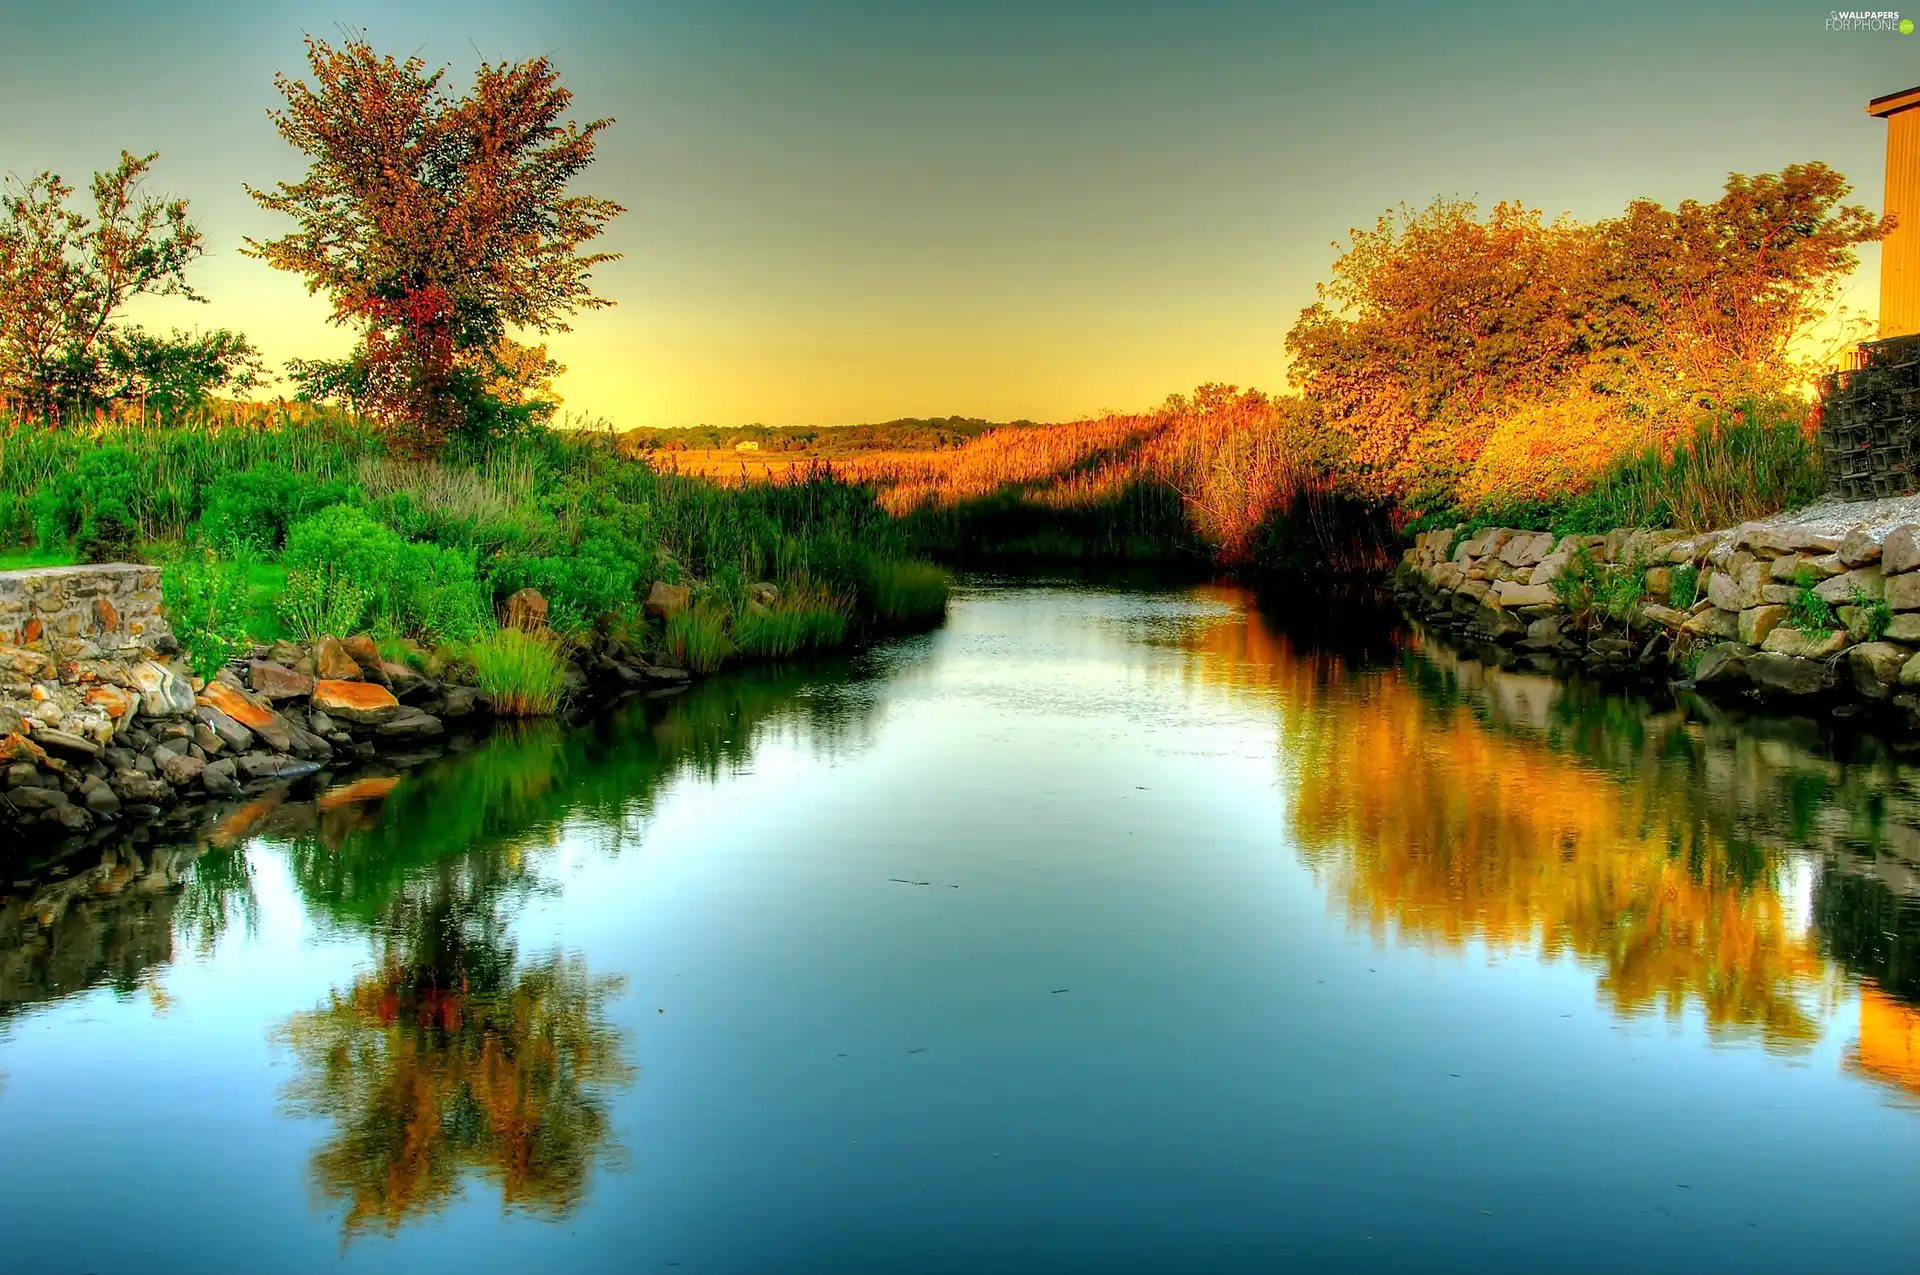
245;37;622;452
102;326;264;417
0;152;204;417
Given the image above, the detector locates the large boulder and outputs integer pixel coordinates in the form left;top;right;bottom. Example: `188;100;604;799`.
645;581;692;621
159;752;206;787
311;679;400;725
1887;572;1920;612
127;660;195;717
1747;653;1840;697
248;660;316;701
313;637;363;681
1761;627;1847;660
34;728;101;759
376;707;444;740
1838;526;1884;568
1850;642;1911;698
1693;642;1750;685
199;682;278;731
1738;605;1789;648
344;635;384;679
1814;565;1883;604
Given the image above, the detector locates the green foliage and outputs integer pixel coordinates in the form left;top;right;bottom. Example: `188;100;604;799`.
102;327;263;416
666;603;734;674
198;465;362;553
163;545;260;677
1669;563;1700;609
28;445;142;560
1852;587;1893;642
283;505;486;643
1550;548;1647;625
731;588;851;658
277;565;371;641
863;556;950;624
1788;565;1838;633
463;627;568;716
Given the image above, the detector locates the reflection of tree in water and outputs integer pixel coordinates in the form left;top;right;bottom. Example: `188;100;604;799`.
267;661;888;1239
278;857;633;1238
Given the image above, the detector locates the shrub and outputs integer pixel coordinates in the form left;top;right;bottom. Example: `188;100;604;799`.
464;626;568;716
1550;548;1646;625
198;466;361;553
163;546;259;677
1851;587;1893;642
278;566;371;642
283;505;486;642
29;446;143;560
666;602;734;674
490;529;644;635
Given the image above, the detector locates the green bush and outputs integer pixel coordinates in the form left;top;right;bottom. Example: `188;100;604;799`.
163;546;260;677
29;446;143;560
283;505;486;642
198;466;361;553
464;627;568;716
491;528;644;635
1550;548;1647;624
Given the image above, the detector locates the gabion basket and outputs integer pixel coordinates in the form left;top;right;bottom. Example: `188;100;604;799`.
1820;333;1920;500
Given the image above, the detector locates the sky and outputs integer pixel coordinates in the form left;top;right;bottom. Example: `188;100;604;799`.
2;0;1918;427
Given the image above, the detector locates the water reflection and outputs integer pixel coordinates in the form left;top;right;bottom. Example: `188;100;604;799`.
1177;593;1920;1081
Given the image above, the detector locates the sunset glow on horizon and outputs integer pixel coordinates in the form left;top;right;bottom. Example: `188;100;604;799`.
4;0;1916;427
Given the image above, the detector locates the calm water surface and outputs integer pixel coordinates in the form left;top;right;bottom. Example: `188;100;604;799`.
4;578;1920;1273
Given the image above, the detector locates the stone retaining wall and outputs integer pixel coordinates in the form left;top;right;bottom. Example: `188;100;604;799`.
1394;518;1920;724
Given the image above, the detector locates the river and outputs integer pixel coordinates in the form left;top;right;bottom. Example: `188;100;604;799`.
2;576;1919;1273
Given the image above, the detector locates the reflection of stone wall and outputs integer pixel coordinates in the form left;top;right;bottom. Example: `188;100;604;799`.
0;843;199;1018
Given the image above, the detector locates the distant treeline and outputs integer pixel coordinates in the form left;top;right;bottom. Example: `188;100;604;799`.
623;416;1027;454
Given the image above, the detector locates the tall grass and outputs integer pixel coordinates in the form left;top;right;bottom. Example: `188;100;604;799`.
865;558;950;624
730;588;851;657
666;603;735;674
1549;401;1822;532
465;627;569;717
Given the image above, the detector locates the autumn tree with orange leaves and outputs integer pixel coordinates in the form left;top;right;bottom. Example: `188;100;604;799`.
1286;163;1888;508
246;37;622;451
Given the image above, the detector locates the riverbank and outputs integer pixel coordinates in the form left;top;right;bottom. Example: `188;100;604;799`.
1392;500;1920;730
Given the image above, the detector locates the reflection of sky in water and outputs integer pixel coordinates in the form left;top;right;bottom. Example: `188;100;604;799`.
2;578;1920;1273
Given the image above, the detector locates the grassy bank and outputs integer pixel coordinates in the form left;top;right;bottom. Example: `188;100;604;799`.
0;411;950;692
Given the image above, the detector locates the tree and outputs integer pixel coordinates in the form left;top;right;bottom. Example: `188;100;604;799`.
0;152;204;417
103;327;264;417
245;37;622;451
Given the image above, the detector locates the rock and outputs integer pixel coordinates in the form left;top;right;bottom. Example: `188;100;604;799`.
311;680;400;725
130;753;157;775
1883;526;1920;576
236;751;298;781
4;762;47;788
199;681;278;731
81;780;121;815
285;721;333;758
749;582;780;606
1682;608;1741;641
84;685;139;721
192;723;224;755
125;660;196;710
1838;526;1883;568
645;580;692;621
1760;584;1799;606
1886;613;1920;643
152;737;188;759
247;660;316;701
1738;605;1789;648
1850;642;1912;698
1747;653;1840;697
1640;603;1690;631
1493;580;1556;608
344;635;384;677
194;705;255;752
0;733;53;768
0;706;22;737
439;686;477;718
1901;654;1920;687
314;637;363;681
306;709;336;735
376;708;444;740
110;768;172;802
1707;563;1762;612
1761;627;1848;660
159;752;206;786
504;587;550;632
249;711;295;754
1692;644;1749;685
7;785;68;811
202;758;242;797
1887;572;1920;612
381;662;435;701
1814;565;1883;604
34;728;101;759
